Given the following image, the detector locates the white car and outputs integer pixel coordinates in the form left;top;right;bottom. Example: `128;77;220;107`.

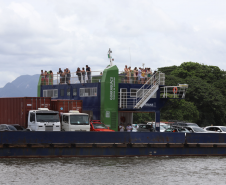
184;126;207;133
160;125;166;132
204;126;226;133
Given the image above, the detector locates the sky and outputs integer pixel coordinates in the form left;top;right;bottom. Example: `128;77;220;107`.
0;0;226;87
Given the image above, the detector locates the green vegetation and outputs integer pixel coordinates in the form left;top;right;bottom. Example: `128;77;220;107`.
134;62;226;127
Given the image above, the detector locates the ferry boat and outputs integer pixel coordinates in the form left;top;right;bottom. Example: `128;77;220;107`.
38;48;188;131
2;49;226;158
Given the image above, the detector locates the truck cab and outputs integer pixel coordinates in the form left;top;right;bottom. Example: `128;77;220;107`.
27;108;60;131
61;111;90;131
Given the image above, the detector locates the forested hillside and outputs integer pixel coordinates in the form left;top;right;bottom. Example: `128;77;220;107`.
134;62;226;127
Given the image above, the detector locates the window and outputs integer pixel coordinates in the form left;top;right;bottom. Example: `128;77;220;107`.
67;89;70;96
73;88;77;96
63;115;68;123
130;89;138;97
80;87;97;97
61;89;64;96
43;89;58;98
30;113;35;122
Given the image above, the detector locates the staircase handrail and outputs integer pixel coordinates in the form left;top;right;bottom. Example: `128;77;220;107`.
136;71;160;100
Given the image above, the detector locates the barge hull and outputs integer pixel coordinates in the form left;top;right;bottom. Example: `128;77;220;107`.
1;132;226;157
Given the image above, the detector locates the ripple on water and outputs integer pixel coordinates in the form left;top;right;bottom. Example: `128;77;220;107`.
0;157;226;185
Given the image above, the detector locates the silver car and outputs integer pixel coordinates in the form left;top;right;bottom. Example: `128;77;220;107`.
204;126;226;133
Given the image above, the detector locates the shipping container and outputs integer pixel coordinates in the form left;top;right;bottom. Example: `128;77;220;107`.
0;97;51;127
51;100;82;115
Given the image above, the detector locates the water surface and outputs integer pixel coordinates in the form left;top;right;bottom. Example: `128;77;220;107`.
0;157;225;185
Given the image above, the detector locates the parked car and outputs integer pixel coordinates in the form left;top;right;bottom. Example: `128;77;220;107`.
171;122;199;127
204;126;226;133
184;126;207;133
147;122;169;131
160;125;166;132
160;123;170;130
0;124;17;131
164;127;190;133
90;120;115;132
137;124;154;132
11;124;26;131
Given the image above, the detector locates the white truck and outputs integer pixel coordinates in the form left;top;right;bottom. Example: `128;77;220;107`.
27;108;61;131
61;110;90;131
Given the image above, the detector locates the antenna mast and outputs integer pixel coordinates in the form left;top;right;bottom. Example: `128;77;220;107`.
108;48;114;66
129;48;131;67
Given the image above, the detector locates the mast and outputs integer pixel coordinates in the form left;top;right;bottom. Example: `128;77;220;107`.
108;48;114;66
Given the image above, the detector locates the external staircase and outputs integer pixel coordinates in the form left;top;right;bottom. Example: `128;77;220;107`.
134;72;165;109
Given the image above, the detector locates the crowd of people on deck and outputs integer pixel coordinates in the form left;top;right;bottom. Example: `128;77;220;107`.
124;65;156;84
40;65;92;85
40;64;156;85
76;65;91;83
40;70;53;85
57;68;71;84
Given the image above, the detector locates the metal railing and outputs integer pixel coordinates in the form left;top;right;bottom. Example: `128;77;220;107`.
118;71;164;84
118;91;157;109
40;70;166;86
133;72;165;109
161;84;188;98
40;71;103;85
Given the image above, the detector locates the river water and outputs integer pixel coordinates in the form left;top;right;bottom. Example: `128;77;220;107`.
0;157;225;185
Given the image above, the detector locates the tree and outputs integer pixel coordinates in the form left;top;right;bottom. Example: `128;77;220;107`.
160;62;226;126
133;112;155;124
160;96;199;123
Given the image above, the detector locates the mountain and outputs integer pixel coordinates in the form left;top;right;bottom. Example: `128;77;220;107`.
0;74;40;97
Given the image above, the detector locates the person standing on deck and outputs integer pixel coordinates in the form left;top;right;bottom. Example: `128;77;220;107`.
126;124;132;132
86;65;91;83
41;70;45;85
119;123;125;132
127;67;131;83
81;67;86;83
138;67;142;84
66;68;71;84
133;67;138;84
124;65;128;83
57;68;63;84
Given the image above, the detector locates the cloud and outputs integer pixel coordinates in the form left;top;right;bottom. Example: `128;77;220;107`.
0;0;226;87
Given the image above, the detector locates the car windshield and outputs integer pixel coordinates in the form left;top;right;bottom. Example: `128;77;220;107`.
13;125;24;130
93;123;108;129
187;123;199;127
220;127;226;132
36;113;60;122
192;127;206;132
139;125;150;129
161;124;170;129
70;115;89;125
8;125;17;131
177;128;189;132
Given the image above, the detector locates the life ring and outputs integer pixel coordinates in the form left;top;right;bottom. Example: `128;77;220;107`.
173;87;178;94
120;116;126;123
